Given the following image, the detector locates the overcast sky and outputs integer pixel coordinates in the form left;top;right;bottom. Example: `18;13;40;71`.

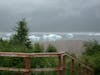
0;0;100;32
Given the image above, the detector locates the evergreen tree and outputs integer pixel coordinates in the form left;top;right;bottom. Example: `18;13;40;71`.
11;19;32;49
46;44;57;52
33;43;44;52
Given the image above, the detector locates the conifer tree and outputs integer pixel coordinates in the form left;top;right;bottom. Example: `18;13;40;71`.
33;43;44;52
11;19;32;49
46;44;57;52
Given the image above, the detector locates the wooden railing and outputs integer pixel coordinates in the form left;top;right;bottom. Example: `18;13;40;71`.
0;52;94;75
65;51;94;75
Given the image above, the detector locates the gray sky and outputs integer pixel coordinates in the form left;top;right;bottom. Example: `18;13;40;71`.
0;0;100;32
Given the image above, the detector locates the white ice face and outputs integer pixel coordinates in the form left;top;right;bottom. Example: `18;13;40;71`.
43;34;62;41
65;33;74;39
0;33;13;40
0;32;100;42
29;35;40;41
88;33;100;36
6;33;12;37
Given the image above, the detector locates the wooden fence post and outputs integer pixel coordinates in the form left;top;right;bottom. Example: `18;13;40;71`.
83;67;87;75
78;63;81;75
62;55;67;75
25;57;31;75
92;69;94;75
92;67;94;75
71;59;75;75
58;54;62;75
87;70;91;75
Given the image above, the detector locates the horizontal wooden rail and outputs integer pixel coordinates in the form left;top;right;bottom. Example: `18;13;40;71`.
0;52;65;57
0;52;65;75
0;67;28;72
31;68;63;72
0;67;63;72
0;51;94;75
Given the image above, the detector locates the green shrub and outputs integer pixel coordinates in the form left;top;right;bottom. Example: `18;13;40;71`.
82;40;100;75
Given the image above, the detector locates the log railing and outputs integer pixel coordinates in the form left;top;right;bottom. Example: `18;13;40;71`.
0;52;94;75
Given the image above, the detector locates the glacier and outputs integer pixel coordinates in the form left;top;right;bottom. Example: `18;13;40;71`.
0;32;100;42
